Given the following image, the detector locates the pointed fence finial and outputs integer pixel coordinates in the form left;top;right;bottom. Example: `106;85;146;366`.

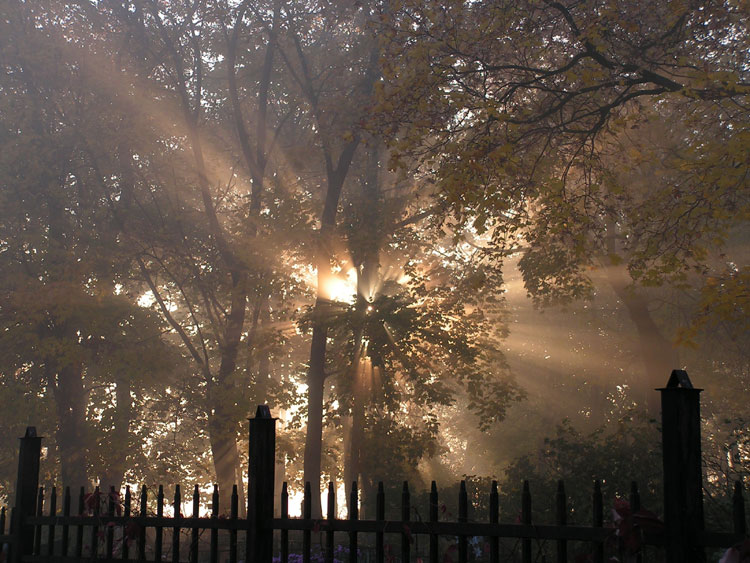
665;369;695;389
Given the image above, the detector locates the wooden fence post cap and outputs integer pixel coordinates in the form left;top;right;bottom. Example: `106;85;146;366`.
251;405;275;419
657;369;703;392
21;427;41;439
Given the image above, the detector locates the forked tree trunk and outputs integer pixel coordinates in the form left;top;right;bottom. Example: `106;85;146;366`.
149;7;251;512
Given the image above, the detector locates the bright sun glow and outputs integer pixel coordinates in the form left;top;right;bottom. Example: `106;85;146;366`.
286;483;350;518
321;268;357;303
137;291;156;308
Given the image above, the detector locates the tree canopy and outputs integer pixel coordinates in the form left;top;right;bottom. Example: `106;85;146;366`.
377;0;748;296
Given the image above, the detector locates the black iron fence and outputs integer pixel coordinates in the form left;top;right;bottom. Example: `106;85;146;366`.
0;370;747;563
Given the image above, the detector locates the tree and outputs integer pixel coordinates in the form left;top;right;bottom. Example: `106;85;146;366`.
255;0;380;514
376;0;750;409
286;134;523;512
0;0;181;490
60;0;313;506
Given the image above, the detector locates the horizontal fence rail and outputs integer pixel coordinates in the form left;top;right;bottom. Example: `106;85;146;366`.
1;477;746;563
1;372;747;563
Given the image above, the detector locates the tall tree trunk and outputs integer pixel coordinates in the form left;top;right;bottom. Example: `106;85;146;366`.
344;354;367;511
604;219;679;415
302;142;361;517
210;271;246;507
297;34;378;516
274;453;285;518
52;361;89;489
99;377;132;492
344;320;365;503
147;5;251;510
226;7;280;517
186;102;247;512
249;293;273;405
207;401;242;514
303;305;329;517
343;144;382;499
607;272;680;415
234;457;246;518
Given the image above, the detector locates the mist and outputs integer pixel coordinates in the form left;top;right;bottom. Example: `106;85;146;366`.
0;2;748;560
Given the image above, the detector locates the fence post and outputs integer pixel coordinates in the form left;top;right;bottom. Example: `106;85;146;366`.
11;427;42;563
659;370;705;563
248;405;276;563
